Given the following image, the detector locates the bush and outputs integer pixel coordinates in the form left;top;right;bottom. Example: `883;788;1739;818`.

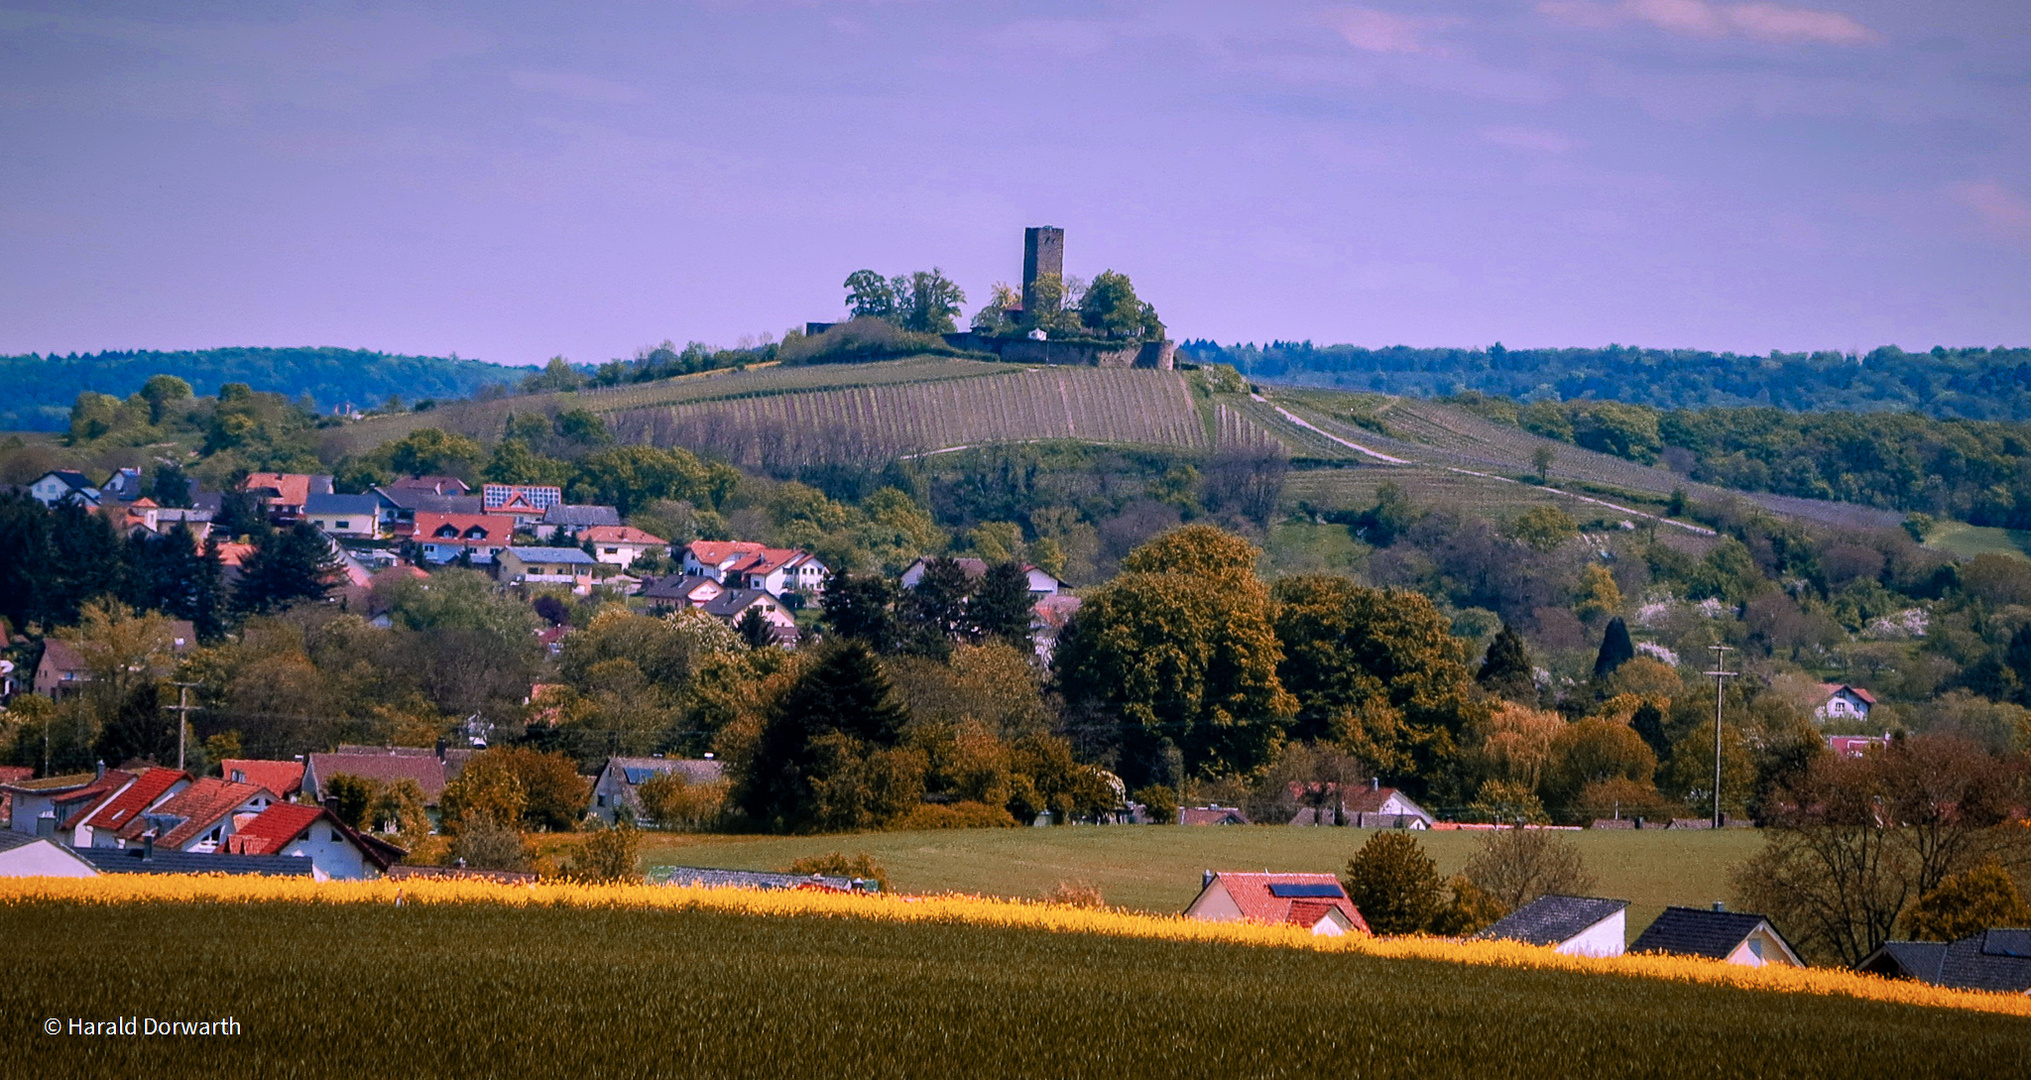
1905;858;2031;942
567;821;642;884
635;772;729;831
324;773;376;831
1462;827;1596;911
1132;785;1178;825
786;851;890;893
1343;832;1445;935
442;816;533;872
894;801;1018;830
1043;881;1107;908
1428;874;1509;937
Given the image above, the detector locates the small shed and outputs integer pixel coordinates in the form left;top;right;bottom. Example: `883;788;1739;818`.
1631;905;1804;968
1474;894;1630;957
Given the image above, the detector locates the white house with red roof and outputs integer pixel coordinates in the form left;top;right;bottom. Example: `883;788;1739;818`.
581;525;669;568
68;767;192;848
242;472;334;522
224;803;401;880
221;759;306;800
1288;784;1435;829
1814;684;1875;723
679;541;829;596
115;777;277;852
412;511;518;564
1184;872;1371;936
1;768;133;836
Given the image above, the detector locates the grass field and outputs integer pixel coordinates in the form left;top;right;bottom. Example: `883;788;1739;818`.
635;825;1765;942
1927;520;2031;562
5;883;2022;1079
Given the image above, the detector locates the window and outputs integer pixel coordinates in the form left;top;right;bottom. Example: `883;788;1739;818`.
335;520;351;529
604;547;619;555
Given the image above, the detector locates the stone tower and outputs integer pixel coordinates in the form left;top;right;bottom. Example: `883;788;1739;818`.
1021;226;1065;317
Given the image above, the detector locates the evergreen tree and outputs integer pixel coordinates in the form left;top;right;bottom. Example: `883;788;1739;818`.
1632;701;1671;764
44;499;124;627
968;561;1035;646
1592;616;1635;681
233;522;341;615
148;463;192;508
94;683;177;766
0;491;51;630
122;523;226;639
735;606;776;649
734;640;917;833
212;488;271;540
1475;624;1535;701
898;556;972;657
820;571;898;653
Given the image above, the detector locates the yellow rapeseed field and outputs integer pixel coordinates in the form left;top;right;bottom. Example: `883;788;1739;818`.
5;874;2024;1020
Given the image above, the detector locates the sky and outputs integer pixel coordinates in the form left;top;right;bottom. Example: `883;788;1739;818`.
1;1;2026;366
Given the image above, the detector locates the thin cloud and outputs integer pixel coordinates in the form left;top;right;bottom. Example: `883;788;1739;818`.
1482;126;1582;154
1947;180;2031;234
1538;0;1877;46
1327;8;1464;56
510;71;647;105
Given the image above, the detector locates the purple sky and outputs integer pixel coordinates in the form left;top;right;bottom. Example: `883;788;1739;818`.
2;2;2026;366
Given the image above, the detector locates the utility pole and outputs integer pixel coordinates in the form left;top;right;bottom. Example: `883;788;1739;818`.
165;682;202;772
1702;645;1737;829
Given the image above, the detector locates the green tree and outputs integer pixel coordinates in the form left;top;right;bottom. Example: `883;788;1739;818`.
1132;784;1177;825
1476;624;1535;702
324;773;377;830
1343;831;1446;935
969;561;1035;647
1055;527;1293;786
1531;443;1554;483
843;269;899;319
484;439;571;487
521;356;585;393
1905;858;2031;942
232;522;341;615
820;571;898;654
568;820;642;884
1592;616;1635;680
736;606;775;649
438;755;529;836
1077;270;1161;339
383;427;486;478
554;409;610;445
138;374;194;425
899;268;966;334
734;640;919;832
568;444;735;517
1506;505;1578;552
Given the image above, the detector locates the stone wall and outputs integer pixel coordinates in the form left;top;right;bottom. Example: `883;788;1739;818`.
942;333;1176;369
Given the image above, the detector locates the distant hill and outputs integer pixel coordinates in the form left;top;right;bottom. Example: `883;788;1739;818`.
0;347;527;431
1181;341;2031;421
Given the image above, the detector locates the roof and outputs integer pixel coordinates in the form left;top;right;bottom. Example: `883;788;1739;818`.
1860;941;1950;982
224;802;328;855
309;749;450;800
387;476;471;494
640;574;723;601
1197;872;1370;933
0;766;32;785
1180;806;1249;825
377;488;485;514
75;767;189;833
604;756;725;787
42;470;97;491
1340;786;1429;817
1819;683;1878;705
221;759;305;798
243;473;333;507
542;504;621;527
646;865;871;893
1937;929;2031;993
37;637;88;674
506;546;598;565
412;512;516;542
702;587;779;617
121;777;273;848
304;493;385;516
581;525;667;546
0;830;63;853
47;770;135;815
0;771;101;795
71;845;315;876
1631;906;1795;961
684;540;767;566
1475;895;1629;947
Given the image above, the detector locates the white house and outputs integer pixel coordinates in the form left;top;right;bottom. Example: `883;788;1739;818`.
580;525;669;568
1814;684;1875;724
1288;784;1435;828
0;831;99;877
412;512;517;565
1183;872;1371;936
677;542;829;595
702;588;797;631
1474;895;1629;958
304;493;387;540
224;802;401;881
113;777;277;853
900;557;1064;596
498;546;598;594
67;767;191;848
1631;905;1805;968
28;470;100;507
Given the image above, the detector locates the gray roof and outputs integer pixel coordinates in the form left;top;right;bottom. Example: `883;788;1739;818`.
647;864;873;893
42;470;96;491
376;487;484;514
304;492;385;515
543;504;621;527
640;573;720;601
69;845;316;877
1475;895;1628;947
507;546;597;564
0;830;53;853
603;756;724;787
1937;930;2031;993
703;587;775;617
1859;940;1950;983
1631;906;1794;960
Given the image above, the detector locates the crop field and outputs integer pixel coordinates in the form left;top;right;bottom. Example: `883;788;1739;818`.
636;825;1765;939
5;878;2023;1080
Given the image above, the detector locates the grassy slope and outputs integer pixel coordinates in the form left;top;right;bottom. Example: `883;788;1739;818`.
635;826;1763;941
5;899;2017;1079
1927;521;2031;563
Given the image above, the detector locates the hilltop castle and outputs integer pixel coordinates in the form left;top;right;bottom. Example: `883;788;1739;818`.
952;226;1175;369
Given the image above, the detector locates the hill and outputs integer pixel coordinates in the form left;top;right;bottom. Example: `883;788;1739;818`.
0;347;526;431
1184;340;2031;421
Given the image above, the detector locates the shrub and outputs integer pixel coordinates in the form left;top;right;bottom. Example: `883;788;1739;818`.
894;801;1018;830
442;816;533;872
1343;832;1445;935
1043;881;1107;908
567;821;642;884
1428;874;1509;937
324;773;376;831
635;772;729;831
1132;785;1178;825
1462;827;1596;911
1905;858;2031;942
786;851;890;893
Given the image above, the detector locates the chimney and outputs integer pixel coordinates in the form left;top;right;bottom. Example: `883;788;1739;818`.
142;831;155;862
1712;901;1725;912
1202;870;1214;889
95;759;106;779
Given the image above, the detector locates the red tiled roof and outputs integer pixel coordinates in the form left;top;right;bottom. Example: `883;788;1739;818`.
244;473;316;507
1820;683;1878;705
1203;872;1371;934
0;767;32;784
582;525;667;546
38;638;88;674
684;541;765;566
226;803;326;855
76;767;189;832
213;541;256;568
413;512;516;543
120;777;273;848
221;759;305;798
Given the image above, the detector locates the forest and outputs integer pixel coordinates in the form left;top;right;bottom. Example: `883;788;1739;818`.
1182;341;2031;422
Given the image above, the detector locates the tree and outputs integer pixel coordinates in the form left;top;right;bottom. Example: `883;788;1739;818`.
844;269;899;320
325;773;377;830
383;427;486;478
821;571;898;653
1077;270;1161;340
138;374;194;425
899;268;966;334
124;524;226;640
232;522;341;615
1542;717;1657;815
1506;505;1577;552
897;556;973;657
1476;624;1535;702
1461;826;1597;911
635;770;728;830
437;755;529;836
1904;859;2031;942
970;561;1035;646
1592;617;1635;681
1343;831;1445;935
1575;564;1622;621
1531;444;1554;483
1055;527;1293;786
1132;784;1177;824
568;820;642;884
473;746;590;831
736;606;776;649
148;463;192;507
1272;575;1484;792
734;640;919;832
521;356;585;393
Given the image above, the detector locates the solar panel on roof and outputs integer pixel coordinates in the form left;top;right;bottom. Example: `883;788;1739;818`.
1268;883;1343;898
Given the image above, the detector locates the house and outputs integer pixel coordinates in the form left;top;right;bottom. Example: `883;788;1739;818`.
1;769;132;836
639;573;725;608
387;476;471;496
28;470;101;507
1474;895;1630;958
900;557;1065;597
221;759;306;799
1827;734;1890;759
1815;684;1876;723
1288;784;1435;829
0;765;31;827
411;511;518;564
242;473;334;522
304;746;460;808
591;756;725;824
1180;805;1250;826
304;492;387;540
100;466;147;503
1183;871;1371;936
1031;593;1082;661
483;483;562;512
373;484;485;537
679;540;769;581
677;542;828;594
1859;930;2031;994
120;499;214;541
0;830;100;877
33;620;197;699
701;588;796;632
498;546;598;593
1630;905;1804;968
581;525;669;568
71;843;316;877
68;766;192;848
224;802;402;881
114;777;277;853
540;504;621;539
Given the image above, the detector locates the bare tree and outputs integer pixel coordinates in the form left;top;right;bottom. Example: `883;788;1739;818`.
1461;826;1597;911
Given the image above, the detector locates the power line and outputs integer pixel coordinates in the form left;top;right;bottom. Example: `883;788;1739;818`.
164;682;202;772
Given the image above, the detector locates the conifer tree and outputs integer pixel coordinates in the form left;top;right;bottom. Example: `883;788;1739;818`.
735;640;917;832
1476;624;1534;700
233;522;341;615
1592;616;1635;681
968;561;1034;646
